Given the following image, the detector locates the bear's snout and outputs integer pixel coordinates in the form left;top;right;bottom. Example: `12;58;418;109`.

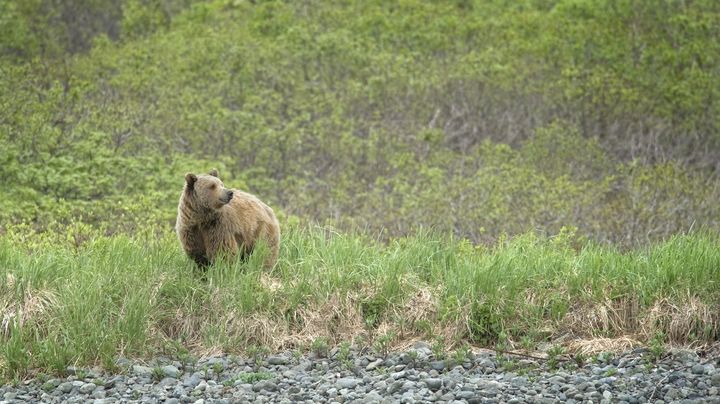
225;190;234;203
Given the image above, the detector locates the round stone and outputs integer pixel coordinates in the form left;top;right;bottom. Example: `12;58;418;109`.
425;378;442;391
336;377;360;389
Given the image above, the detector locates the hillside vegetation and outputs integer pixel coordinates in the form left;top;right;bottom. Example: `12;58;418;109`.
2;0;719;245
1;0;719;379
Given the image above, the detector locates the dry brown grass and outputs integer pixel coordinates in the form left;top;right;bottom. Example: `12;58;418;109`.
87;270;720;362
566;336;641;356
555;291;719;353
150;273;462;357
560;291;641;339
640;296;719;346
154;289;369;355
280;291;367;349
378;281;439;342
259;274;283;293
0;274;57;338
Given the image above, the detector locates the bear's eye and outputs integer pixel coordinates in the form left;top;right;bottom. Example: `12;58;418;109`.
210;184;217;190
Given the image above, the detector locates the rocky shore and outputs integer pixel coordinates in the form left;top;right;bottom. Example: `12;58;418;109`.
1;343;719;403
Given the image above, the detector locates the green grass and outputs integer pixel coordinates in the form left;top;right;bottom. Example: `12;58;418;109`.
0;226;718;380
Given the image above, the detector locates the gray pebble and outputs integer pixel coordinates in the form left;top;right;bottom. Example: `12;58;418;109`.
58;382;74;393
365;390;384;402
337;377;360;389
387;380;404;394
548;375;566;384
392;371;407;380
114;357;131;368
252;380;278;392
691;364;706;375
79;383;96;394
132;365;153;377
425;378;442;391
162;365;181;378
456;390;477;400
183;373;202;389
366;359;383;371
268;355;289;366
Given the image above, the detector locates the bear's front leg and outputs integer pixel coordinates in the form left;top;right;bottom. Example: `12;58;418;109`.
204;231;239;263
188;251;210;268
178;225;210;268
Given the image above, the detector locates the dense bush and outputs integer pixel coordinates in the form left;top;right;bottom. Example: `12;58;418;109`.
1;0;719;246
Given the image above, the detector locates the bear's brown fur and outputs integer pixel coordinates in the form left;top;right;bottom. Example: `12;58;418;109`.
176;169;280;268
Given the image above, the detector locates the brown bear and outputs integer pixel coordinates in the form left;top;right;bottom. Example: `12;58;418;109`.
176;169;280;269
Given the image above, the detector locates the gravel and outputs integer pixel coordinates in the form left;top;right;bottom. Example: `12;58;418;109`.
1;343;719;403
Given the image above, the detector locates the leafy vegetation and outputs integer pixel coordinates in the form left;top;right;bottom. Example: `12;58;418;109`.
1;0;719;245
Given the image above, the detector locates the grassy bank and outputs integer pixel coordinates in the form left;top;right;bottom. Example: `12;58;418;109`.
1;226;719;380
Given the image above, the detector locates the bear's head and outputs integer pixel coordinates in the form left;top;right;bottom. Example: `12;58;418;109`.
183;169;234;211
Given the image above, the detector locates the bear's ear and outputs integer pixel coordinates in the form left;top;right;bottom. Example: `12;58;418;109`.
208;168;219;177
185;173;198;189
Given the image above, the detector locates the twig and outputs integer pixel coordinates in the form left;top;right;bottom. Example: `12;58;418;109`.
649;373;669;401
485;347;571;363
